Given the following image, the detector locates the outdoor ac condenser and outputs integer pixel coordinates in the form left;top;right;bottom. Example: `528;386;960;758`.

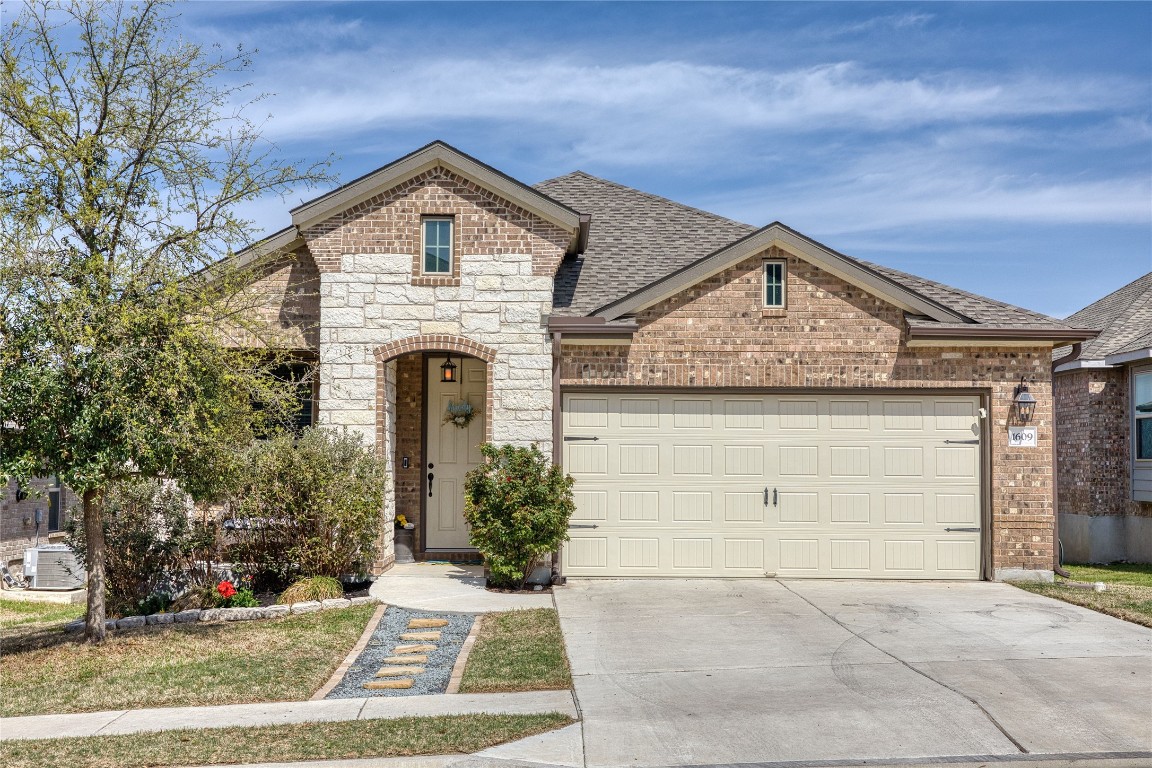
28;545;85;590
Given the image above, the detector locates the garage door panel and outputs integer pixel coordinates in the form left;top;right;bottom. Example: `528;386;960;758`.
563;392;982;579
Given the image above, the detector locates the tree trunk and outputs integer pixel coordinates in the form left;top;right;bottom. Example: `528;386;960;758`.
83;488;107;644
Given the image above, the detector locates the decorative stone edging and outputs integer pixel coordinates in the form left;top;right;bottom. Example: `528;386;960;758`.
64;595;380;633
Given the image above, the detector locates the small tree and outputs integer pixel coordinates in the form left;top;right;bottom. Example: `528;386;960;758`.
0;1;329;642
463;443;574;590
226;428;387;590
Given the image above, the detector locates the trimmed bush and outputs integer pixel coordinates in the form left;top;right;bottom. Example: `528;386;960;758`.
463;443;574;589
278;576;344;604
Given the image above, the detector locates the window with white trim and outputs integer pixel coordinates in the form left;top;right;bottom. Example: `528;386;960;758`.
1135;369;1152;460
764;260;786;308
422;217;453;274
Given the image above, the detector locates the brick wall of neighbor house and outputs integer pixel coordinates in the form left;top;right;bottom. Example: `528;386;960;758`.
1055;368;1141;517
559;247;1058;574
1;479;79;575
303;168;570;453
226;249;321;351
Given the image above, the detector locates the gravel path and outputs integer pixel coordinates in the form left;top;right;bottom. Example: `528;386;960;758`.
325;606;474;698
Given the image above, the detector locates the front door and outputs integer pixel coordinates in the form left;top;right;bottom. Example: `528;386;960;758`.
425;356;486;550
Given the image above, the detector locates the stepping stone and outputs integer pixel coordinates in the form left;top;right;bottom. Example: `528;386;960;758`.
394;644;436;654
407;618;449;629
376;666;425;677
399;631;441;641
364;679;413;690
382;654;428;664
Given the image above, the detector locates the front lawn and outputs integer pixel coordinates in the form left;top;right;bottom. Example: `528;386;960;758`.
1011;563;1152;628
0;713;575;768
0;603;375;716
459;608;572;693
0;598;84;631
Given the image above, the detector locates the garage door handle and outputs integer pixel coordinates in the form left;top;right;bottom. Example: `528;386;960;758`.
944;439;980;445
564;436;599;441
945;527;980;532
569;524;599;529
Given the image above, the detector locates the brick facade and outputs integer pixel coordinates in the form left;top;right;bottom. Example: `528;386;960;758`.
559;248;1057;575
393;354;424;551
1;479;78;575
224;250;321;351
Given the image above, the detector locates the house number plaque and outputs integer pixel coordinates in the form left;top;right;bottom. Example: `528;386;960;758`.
1007;426;1037;448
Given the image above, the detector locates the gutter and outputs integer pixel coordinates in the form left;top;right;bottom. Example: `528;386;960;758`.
907;326;1099;343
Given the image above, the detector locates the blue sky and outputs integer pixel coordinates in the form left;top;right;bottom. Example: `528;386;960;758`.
182;1;1151;319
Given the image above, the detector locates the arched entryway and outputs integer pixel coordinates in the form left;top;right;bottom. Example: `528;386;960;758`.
374;335;496;564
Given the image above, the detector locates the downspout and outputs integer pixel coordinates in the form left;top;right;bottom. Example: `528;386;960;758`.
1050;342;1082;579
551;331;566;585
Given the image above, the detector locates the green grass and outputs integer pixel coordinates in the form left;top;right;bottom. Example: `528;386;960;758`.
0;604;375;716
459;608;572;693
0;713;575;768
1011;563;1152;628
0;598;84;630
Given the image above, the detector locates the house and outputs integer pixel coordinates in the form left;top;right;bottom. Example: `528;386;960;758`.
1054;273;1152;564
1;478;77;580
234;140;1097;582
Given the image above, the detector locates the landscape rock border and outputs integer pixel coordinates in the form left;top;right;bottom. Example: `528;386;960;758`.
64;595;378;633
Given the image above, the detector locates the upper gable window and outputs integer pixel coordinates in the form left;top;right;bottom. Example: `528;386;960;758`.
764;260;786;308
422;217;453;274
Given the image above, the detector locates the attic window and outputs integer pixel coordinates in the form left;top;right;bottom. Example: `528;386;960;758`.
422;217;453;274
764;260;786;308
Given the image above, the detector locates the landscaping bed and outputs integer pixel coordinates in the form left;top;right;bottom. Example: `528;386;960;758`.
0;713;576;768
0;602;376;716
1011;563;1152;628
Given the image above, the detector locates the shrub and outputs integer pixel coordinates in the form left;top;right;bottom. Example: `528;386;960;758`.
214;579;260;607
226;428;386;590
463;443;574;589
66;479;217;616
278;575;344;604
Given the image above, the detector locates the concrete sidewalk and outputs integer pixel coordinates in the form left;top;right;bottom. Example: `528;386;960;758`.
0;690;578;741
369;563;553;613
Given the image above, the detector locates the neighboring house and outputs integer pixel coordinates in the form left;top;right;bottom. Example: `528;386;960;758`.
1054;273;1152;564
232;141;1096;582
1;478;77;578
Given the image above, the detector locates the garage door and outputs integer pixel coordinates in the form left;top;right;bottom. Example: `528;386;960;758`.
561;392;983;579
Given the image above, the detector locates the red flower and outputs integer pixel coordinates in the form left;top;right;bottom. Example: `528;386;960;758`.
217;580;237;599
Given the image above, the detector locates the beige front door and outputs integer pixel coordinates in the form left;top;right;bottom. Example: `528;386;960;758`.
425;356;486;550
562;391;983;579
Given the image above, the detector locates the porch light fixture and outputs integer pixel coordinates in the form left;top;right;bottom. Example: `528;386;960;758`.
1013;377;1037;423
440;353;457;383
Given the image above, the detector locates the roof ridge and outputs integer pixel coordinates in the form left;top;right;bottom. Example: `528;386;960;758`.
859;258;1075;328
536;171;757;231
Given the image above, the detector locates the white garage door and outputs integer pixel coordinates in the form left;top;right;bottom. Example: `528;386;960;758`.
561;392;983;579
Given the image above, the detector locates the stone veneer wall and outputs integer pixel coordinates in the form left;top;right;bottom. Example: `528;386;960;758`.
559;247;1058;576
302;169;571;570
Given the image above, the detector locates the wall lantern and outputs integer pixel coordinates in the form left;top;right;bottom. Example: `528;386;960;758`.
1013;377;1037;423
440;353;457;383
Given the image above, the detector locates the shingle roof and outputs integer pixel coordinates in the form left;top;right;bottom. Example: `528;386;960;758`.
534;172;756;316
537;171;1082;335
1065;272;1152;359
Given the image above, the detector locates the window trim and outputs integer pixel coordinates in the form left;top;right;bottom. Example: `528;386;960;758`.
421;216;455;276
1133;366;1152;463
763;259;787;309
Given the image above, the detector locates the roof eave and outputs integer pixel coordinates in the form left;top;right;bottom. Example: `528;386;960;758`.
592;222;968;323
289;141;584;248
1105;347;1152;366
907;326;1099;343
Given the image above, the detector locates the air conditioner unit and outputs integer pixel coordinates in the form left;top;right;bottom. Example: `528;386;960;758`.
27;545;86;590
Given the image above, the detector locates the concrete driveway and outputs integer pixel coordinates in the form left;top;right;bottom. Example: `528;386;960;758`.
554;580;1152;767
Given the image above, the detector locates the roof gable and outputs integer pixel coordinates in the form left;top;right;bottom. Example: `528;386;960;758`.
291;141;586;251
